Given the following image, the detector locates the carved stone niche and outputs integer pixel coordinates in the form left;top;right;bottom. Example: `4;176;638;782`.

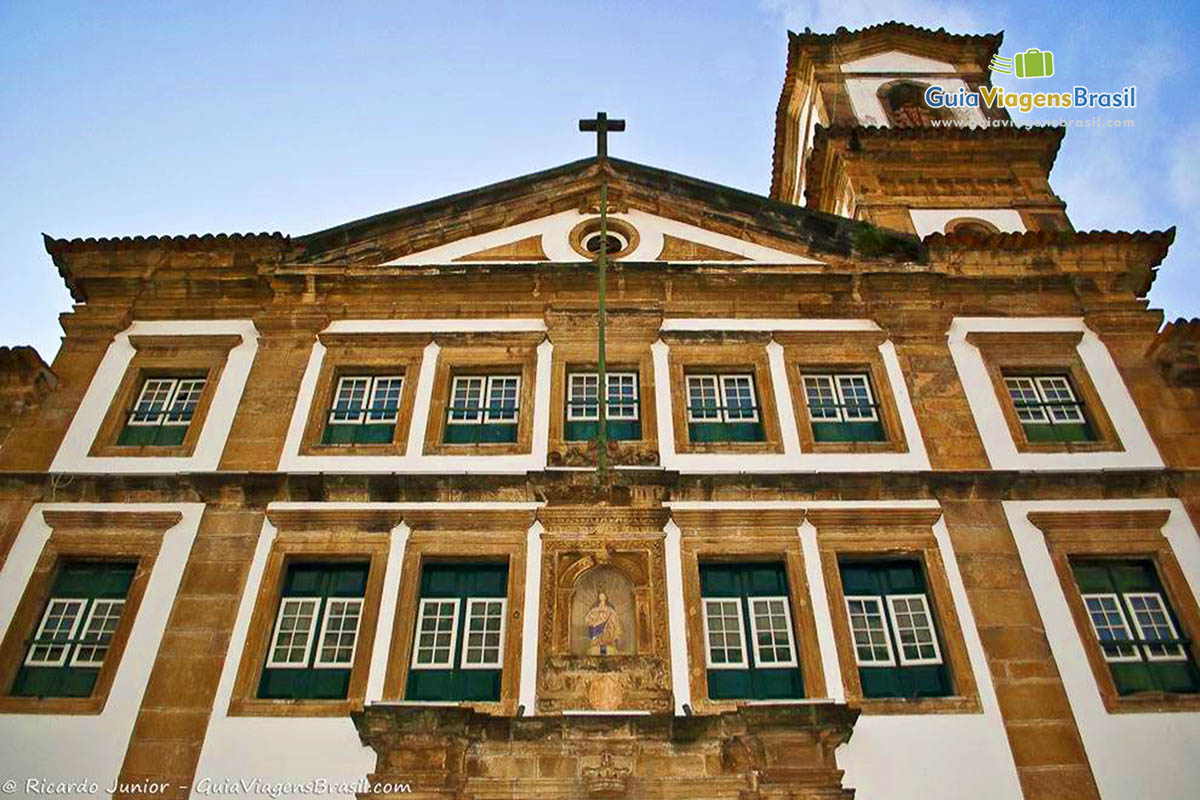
352;703;860;800
536;507;672;713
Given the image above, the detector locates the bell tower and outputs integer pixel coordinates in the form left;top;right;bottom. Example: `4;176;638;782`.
769;23;1072;237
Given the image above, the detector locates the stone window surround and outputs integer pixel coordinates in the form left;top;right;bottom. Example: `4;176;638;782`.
278;320;553;474
812;508;983;715
297;332;426;457
50;321;259;473
0;503;201;798
671;508;827;714
226;512;392;718
1024;509;1200;714
948;317;1163;471
0;510;182;715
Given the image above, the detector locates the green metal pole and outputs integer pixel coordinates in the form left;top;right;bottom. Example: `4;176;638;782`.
597;163;609;479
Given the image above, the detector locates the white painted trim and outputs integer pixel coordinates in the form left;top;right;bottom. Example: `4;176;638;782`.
0;503;202;799
560;709;654;716
800;520;845;702
841;51;957;74
1078;593;1142;663
50;320;258;473
663;519;691;714
845;595;897;666
948;317;1164;471
324;319;547;334
366;522;410;703
69;598;126;668
1006;499;1200;800
661;318;881;333
24;597;87;667
518;520;543;713
1124;592;1187;662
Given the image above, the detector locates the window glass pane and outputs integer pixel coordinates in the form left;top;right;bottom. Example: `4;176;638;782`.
367;377;404;422
448;377;485;422
607;373;638;420
568;373;599;420
687;376;720;421
25;598;87;667
1082;593;1141;662
485;376;520;422
886;594;942;665
70;599;126;667
267;598;321;668
331;377;371;422
130;378;177;424
703;598;746;667
164;378;206;424
1005;377;1048;423
1126;592;1186;661
803;375;839;420
748;597;796;666
315;598;363;667
836;374;877;421
845;596;894;665
462;599;506;668
413;599;459;668
721;375;758;421
1035;376;1084;423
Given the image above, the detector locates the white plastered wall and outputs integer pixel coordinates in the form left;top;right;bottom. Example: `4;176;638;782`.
654;319;930;473
1005;499;1200;800
50;321;259;474
193;502;544;800
947;317;1163;471
0;503;203;798
909;209;1027;239
840;50;984;128
662;500;1022;800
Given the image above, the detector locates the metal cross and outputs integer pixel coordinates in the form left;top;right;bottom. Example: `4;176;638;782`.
578;112;625;479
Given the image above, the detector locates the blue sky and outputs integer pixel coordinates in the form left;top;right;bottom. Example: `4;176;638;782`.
2;1;1197;360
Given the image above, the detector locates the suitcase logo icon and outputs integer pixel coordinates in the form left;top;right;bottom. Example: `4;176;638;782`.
990;48;1055;79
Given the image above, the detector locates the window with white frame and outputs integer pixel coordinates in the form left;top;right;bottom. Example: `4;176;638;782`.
839;559;951;699
117;376;207;446
257;562;370;701
565;371;641;441
1003;374;1094;443
323;375;404;445
801;373;885;442
461;598;506;669
445;375;521;444
13;561;137;699
699;563;804;700
1071;559;1199;696
685;373;765;443
411;598;461;669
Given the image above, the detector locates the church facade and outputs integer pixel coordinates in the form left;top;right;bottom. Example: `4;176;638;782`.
1;22;1199;800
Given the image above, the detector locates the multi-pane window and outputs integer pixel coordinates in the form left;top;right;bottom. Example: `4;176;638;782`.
699;563;803;700
1071;559;1199;695
802;373;886;442
406;563;509;702
565;371;641;441
1003;374;1095;443
13;561;136;698
444;375;521;444
323;375;404;445
117;376;207;446
685;373;765;443
258;562;369;700
839;559;951;699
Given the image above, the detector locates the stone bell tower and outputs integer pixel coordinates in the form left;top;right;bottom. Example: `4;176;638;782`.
769;23;1072;238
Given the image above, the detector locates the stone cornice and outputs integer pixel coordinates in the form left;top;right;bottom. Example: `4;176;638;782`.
41;509;183;532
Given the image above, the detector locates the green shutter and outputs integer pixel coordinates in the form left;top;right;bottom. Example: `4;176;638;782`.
257;562;369;701
700;563;804;701
443;424;518;444
116;425;188;447
688;421;765;443
1070;559;1200;695
811;420;886;443
1022;421;1095;443
405;563;508;702
840;559;952;700
322;423;395;445
12;561;137;698
564;419;641;442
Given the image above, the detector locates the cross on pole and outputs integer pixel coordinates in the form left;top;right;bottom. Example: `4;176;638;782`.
578;112;625;480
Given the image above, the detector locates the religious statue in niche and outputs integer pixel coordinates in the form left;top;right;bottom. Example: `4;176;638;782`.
571;565;635;656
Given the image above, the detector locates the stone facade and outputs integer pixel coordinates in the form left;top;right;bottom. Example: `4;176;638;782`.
0;20;1198;800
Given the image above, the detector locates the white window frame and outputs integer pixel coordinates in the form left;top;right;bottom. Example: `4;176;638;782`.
1125;591;1187;662
69;598;126;668
447;375;521;425
410;597;462;670
701;597;750;669
483;375;521;423
447;376;486;424
802;373;878;423
567;372;639;422
24;597;87;668
265;596;322;669
686;373;759;424
1004;374;1085;426
885;593;943;666
312;597;365;669
845;595;896;667
1081;592;1142;663
746;596;799;668
459;597;507;670
127;377;207;427
329;375;404;425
